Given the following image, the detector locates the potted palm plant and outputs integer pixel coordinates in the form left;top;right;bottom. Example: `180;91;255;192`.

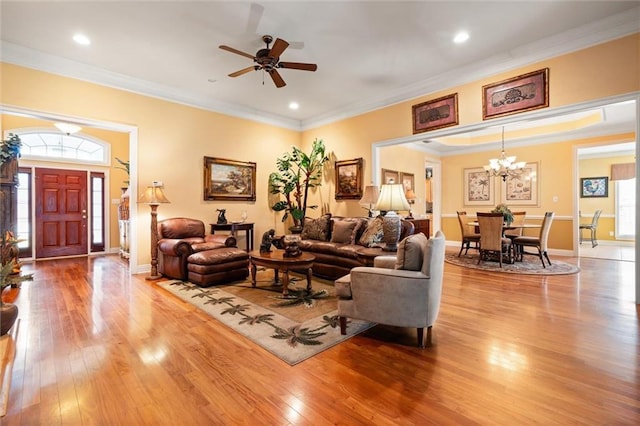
269;139;329;233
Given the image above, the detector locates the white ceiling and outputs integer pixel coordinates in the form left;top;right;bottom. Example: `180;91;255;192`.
1;1;639;133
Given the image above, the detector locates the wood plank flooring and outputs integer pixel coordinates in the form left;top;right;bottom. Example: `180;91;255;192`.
1;250;638;425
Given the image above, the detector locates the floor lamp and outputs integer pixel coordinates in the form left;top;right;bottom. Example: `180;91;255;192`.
139;185;170;280
375;183;410;251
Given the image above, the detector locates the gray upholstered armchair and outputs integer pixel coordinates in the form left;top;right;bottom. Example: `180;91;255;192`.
335;230;446;348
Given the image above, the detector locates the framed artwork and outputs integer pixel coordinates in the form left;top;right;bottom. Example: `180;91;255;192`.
382;168;400;184
580;176;608;198
335;158;363;200
412;93;459;134
400;172;415;192
463;167;495;206
203;156;256;201
482;68;549;120
501;162;540;206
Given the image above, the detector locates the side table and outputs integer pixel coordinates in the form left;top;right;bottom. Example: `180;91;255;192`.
210;222;254;252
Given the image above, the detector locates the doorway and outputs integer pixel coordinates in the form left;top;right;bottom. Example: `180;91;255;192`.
35;167;88;258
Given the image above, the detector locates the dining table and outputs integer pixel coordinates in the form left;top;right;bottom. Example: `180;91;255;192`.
468;221;541;263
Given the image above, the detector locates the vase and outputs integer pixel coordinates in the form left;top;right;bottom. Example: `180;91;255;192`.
0;303;18;336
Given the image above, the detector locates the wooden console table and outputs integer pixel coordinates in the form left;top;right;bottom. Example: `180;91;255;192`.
407;218;431;238
210;222;254;252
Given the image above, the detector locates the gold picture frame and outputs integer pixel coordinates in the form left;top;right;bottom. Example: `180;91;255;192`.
382;168;399;184
463;167;495;206
482;68;549;120
412;93;459;134
203;156;256;201
335;158;363;200
500;162;539;206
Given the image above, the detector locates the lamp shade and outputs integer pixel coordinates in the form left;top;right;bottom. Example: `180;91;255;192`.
360;185;380;204
375;184;410;212
139;186;170;204
405;188;416;202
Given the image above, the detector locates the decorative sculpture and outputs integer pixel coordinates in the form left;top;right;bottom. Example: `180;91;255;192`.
216;209;228;224
260;229;275;252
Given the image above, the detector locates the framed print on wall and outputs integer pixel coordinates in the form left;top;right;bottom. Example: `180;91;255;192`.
400;172;415;192
501;162;540;206
382;168;400;184
412;93;459;134
335;158;363;200
482;68;549;120
580;176;608;198
463;167;495;206
203;156;256;201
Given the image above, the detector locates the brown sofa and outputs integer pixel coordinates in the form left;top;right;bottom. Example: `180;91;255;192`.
157;218;249;286
297;215;415;280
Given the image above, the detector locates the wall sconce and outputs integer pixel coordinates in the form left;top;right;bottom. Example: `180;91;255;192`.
139;184;170;280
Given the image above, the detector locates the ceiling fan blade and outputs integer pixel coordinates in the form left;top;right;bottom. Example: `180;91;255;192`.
278;62;318;72
229;66;257;77
269;69;286;88
269;38;289;58
219;45;255;60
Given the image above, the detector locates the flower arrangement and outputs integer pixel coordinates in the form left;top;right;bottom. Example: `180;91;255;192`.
492;203;514;225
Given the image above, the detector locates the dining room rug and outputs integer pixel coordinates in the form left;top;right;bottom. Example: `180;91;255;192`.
445;253;580;275
156;269;374;365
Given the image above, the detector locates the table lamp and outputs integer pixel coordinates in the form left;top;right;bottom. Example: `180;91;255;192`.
405;188;416;219
139;185;170;280
375;183;410;251
360;185;380;217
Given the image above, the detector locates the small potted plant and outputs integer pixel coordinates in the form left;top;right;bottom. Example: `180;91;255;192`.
492;203;514;225
1;232;33;336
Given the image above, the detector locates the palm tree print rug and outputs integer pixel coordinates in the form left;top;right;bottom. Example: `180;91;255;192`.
157;269;374;365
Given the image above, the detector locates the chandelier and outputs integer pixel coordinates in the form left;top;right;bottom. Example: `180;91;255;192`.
484;127;525;181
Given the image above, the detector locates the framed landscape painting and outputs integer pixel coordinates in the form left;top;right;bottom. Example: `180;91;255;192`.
463;167;495;206
335;158;363;200
501;162;539;206
204;156;256;201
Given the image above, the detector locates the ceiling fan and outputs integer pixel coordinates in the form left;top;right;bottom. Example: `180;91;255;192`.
219;35;317;88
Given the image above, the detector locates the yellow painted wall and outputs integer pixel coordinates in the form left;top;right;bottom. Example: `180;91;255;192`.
1;62;301;267
302;34;640;250
1;33;639;265
1;114;130;252
579;154;636;242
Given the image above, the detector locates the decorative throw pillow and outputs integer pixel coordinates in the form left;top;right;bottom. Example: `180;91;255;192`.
301;214;331;241
358;216;384;247
395;233;428;271
330;219;360;244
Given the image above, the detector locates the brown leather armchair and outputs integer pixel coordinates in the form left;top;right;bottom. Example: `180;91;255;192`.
157;218;236;280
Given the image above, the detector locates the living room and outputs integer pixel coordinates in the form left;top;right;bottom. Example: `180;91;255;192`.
1;2;639;423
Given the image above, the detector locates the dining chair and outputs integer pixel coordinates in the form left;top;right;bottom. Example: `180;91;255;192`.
504;211;526;259
579;209;602;248
513;212;555;267
476;212;512;267
456;211;480;257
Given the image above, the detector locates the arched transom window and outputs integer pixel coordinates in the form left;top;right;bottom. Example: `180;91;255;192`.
16;130;108;164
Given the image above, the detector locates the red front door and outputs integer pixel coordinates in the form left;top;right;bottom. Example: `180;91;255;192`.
35;168;88;258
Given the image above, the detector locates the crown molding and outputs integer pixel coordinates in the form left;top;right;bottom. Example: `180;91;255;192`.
0;42;303;131
300;6;640;130
1;6;638;132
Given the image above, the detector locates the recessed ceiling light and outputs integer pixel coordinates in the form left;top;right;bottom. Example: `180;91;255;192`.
453;31;469;44
73;33;91;46
289;102;299;110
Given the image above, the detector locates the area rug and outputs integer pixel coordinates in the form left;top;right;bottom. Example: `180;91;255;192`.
156;269;374;365
445;253;580;275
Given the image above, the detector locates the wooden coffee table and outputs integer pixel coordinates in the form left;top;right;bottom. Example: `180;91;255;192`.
249;249;315;296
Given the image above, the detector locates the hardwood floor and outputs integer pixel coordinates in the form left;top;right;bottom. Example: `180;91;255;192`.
1;251;638;425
